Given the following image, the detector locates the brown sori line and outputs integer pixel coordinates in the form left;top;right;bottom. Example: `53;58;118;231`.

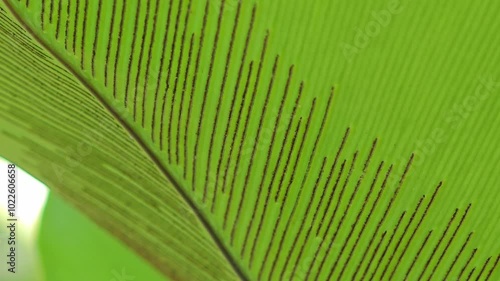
90;0;103;77
220;31;270;195
140;0;161;127
361;230;389;281
323;142;379;280
161;0;185;154
204;0;242;197
312;158;346;236
378;196;427;280
132;0;153;121
55;0;62;38
475;256;492;281
289;132;351;277
221;40;273;228
277;156;331;280
40;0;45;28
229;55;279;243
311;153;358;281
305;159;348;280
312;164;391;281
123;2;142;108
350;154;415;281
180;0;210;166
173;0;194;162
457;248;477;280
150;0;175;142
443;232;474;280
288;157;333;278
316;151;359;240
64;0;69;49
103;0;117;87
467;268;477;281
180;33;196;169
426;204;472;281
240;72;294;252
484;254;500;280
246;83;304;266
48;0;53;23
231;65;292;249
366;211;408;281
79;0;88;69
257;100;317;279
384;183;442;281
248;116;303;269
188;0;225;174
275;88;335;202
311;127;350;233
328;161;385;279
72;0;79;54
112;2;126;98
215;59;254;195
403;230;434;280
229;56;279;245
249;117;302;268
212;4;256;188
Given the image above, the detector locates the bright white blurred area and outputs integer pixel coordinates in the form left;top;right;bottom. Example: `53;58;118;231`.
0;157;49;280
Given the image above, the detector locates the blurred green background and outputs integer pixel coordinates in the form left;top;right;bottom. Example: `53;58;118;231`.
0;158;167;281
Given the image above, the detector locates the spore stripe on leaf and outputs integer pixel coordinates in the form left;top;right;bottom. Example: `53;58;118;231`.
303;158;347;279
426;204;472;281
205;0;242;204
132;0;153;121
181;33;196;173
239;65;294;255
182;0;210;166
173;0;194;163
366;211;408;281
150;0;174;141
485;254;500;280
377;196;426;280
140;0;161;126
443;232;474;280
214;4;257;190
248;83;304;267
217;59;254;196
475;256;492;281
72;0;78;53
112;2;125;99
161;0;184;155
280;157;328;279
289;136;350;277
123;2;142;108
350;154;414;281
220;31;269;196
103;0;116;87
90;0;102;77
456;238;477;278
258;98;317;279
403;230;434;279
79;0;87;69
328;160;384;279
229;55;279;243
323;140;378;280
54;0;62;38
385;182;443;280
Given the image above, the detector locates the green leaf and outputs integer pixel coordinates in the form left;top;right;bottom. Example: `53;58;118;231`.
1;0;500;280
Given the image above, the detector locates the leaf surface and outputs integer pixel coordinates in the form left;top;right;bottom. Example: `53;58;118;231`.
1;0;500;280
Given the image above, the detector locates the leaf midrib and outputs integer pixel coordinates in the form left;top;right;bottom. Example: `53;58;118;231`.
2;1;249;280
